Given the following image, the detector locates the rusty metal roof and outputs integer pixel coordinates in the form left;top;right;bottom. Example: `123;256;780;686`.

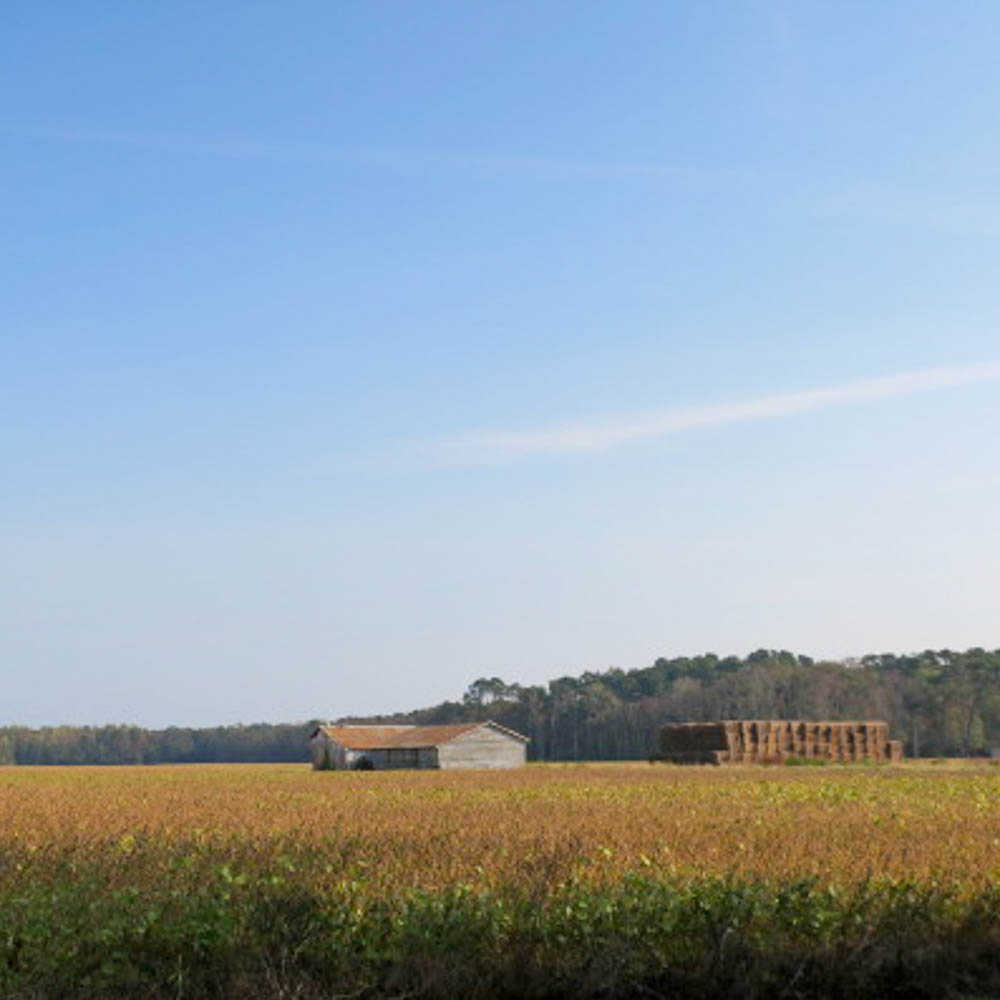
314;721;528;750
379;723;484;749
312;725;416;749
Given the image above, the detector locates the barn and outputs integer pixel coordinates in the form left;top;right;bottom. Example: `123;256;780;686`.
309;721;529;771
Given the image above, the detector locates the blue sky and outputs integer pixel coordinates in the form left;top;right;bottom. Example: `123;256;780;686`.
3;2;1000;727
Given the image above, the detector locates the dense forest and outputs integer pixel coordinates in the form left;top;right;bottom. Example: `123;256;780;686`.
4;647;999;764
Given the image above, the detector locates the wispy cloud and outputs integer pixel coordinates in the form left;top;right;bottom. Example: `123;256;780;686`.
2;123;745;184
9;123;996;234
425;362;1000;465
812;185;1000;239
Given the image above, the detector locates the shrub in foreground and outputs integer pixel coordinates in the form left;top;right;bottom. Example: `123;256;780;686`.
2;863;999;999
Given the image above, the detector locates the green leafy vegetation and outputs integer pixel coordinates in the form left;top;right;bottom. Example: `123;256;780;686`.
3;864;999;999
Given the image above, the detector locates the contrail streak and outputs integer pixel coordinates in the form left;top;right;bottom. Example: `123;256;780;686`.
426;361;1000;463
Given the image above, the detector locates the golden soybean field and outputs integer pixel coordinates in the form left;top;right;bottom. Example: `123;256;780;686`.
2;762;999;999
2;762;999;888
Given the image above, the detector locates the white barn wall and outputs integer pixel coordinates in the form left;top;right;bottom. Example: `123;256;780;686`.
436;726;527;770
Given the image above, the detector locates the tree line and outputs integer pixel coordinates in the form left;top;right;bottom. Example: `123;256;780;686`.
0;722;314;766
3;647;998;764
349;647;1000;761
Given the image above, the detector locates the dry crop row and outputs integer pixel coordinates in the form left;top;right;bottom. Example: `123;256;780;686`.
1;762;997;892
1;763;999;998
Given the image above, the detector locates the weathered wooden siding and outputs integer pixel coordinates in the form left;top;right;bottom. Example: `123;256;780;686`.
310;733;362;770
365;747;439;770
436;726;526;770
309;732;334;769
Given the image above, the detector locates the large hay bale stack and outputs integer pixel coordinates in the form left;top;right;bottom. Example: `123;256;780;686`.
655;719;902;765
657;723;730;764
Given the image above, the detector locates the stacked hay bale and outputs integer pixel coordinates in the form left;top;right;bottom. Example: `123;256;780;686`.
656;720;901;765
652;722;733;764
830;723;845;764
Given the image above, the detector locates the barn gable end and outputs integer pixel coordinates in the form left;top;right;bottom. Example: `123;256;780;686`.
436;722;528;770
